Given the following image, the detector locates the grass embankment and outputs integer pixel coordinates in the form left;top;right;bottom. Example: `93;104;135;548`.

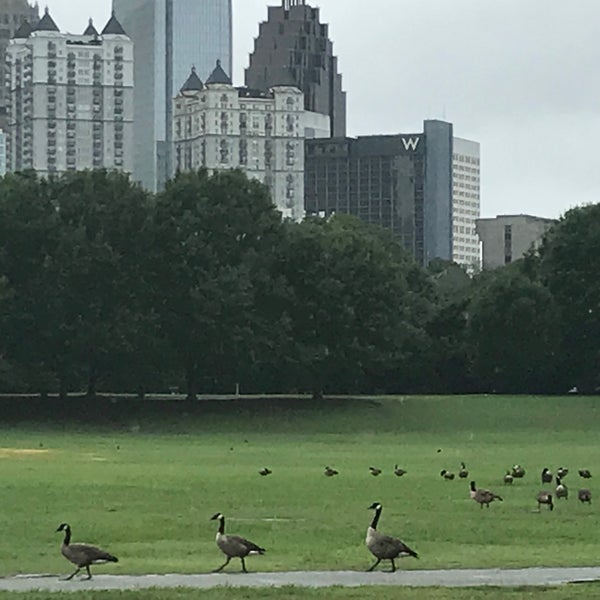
1;585;600;600
0;395;599;577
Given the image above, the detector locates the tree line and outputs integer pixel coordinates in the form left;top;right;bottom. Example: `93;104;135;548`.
0;169;597;398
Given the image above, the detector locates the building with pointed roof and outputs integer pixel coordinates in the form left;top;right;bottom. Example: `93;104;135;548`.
245;0;346;138
173;65;329;221
113;0;233;192
0;0;39;131
6;11;133;176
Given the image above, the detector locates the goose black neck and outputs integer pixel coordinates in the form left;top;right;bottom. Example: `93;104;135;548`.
370;506;382;530
218;516;225;535
63;526;71;546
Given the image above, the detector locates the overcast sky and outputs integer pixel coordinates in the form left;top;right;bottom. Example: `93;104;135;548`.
43;0;600;219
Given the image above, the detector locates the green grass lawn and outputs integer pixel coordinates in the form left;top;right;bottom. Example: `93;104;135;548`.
1;585;600;600
0;395;599;578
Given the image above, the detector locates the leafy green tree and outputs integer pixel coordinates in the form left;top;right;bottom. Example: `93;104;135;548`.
276;214;432;397
537;204;600;392
467;265;560;393
149;169;284;398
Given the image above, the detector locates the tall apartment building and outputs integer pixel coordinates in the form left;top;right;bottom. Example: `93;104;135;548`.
174;63;330;220
245;0;345;138
305;120;453;266
453;137;481;270
113;0;233;191
476;214;555;270
0;0;39;132
6;10;133;176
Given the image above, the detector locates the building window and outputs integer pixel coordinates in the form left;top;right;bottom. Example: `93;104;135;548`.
504;224;512;264
219;139;229;164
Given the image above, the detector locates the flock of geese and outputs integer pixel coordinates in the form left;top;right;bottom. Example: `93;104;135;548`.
54;463;594;580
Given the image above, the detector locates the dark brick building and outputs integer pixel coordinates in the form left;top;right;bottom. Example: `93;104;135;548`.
245;0;346;138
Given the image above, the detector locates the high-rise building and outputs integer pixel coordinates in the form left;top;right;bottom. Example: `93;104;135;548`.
453;137;481;270
113;0;233;191
245;0;346;138
476;214;555;270
173;64;329;220
305;120;454;266
6;9;133;176
0;0;39;131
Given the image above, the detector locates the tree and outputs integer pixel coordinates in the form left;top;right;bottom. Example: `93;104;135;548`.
276;214;432;397
149;169;284;398
467;265;560;393
537;204;600;392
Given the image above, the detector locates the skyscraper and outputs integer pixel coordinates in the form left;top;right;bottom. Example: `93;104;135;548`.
0;0;39;131
113;0;233;191
245;0;346;138
305;121;454;266
6;9;133;176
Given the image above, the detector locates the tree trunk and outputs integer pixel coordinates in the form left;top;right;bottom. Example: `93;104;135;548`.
186;362;197;401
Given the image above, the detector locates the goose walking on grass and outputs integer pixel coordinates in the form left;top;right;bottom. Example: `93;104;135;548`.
210;513;265;573
394;465;407;477
579;469;592;479
258;467;272;476
369;466;382;476
578;489;592;504
324;466;339;477
511;465;525;478
440;469;455;480
458;462;469;479
56;523;118;581
536;491;554;511
469;481;503;508
555;477;568;500
365;502;418;572
541;468;553;484
503;471;514;485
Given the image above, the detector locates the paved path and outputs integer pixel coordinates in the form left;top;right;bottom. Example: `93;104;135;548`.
1;568;600;592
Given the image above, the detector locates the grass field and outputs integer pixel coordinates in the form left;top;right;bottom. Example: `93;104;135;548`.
0;395;599;580
1;585;600;600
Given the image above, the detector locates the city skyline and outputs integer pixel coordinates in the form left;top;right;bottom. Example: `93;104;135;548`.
29;0;600;219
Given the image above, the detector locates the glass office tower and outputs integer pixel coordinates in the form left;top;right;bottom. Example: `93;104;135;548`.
113;0;232;191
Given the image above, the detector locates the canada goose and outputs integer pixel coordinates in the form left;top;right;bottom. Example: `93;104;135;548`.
440;469;455;480
541;468;553;484
210;513;265;573
555;477;568;500
579;469;592;479
503;471;514;485
578;488;592;504
511;465;525;478
536;491;554;511
394;465;407;477
258;467;272;476
469;481;503;508
369;467;382;476
324;466;338;477
56;523;118;581
458;462;469;479
365;502;418;572
557;467;569;479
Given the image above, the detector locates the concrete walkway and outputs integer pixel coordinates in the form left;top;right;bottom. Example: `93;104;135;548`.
1;568;600;592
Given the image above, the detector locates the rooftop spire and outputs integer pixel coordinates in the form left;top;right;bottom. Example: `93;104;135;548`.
180;66;204;93
83;18;99;36
34;6;59;32
101;10;127;36
206;59;232;85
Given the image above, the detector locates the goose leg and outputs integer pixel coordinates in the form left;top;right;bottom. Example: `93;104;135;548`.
63;567;80;581
213;557;231;573
241;557;248;573
367;558;381;572
84;565;92;580
389;559;396;573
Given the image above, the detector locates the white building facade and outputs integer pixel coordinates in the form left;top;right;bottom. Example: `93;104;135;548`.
452;137;481;271
173;63;329;220
6;9;133;176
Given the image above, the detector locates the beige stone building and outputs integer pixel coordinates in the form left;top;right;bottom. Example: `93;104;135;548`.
476;214;556;269
6;9;133;176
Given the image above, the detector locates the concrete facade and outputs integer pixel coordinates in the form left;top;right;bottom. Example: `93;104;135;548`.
453;137;481;270
6;9;134;176
174;66;329;220
0;0;39;132
113;0;233;192
245;0;345;138
305;120;454;266
476;214;556;269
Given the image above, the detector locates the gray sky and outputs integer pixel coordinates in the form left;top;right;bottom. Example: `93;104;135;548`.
45;0;600;219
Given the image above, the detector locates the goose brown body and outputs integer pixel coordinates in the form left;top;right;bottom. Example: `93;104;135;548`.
470;481;503;508
210;513;265;573
536;491;554;511
365;502;418;572
578;488;592;504
56;523;118;580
